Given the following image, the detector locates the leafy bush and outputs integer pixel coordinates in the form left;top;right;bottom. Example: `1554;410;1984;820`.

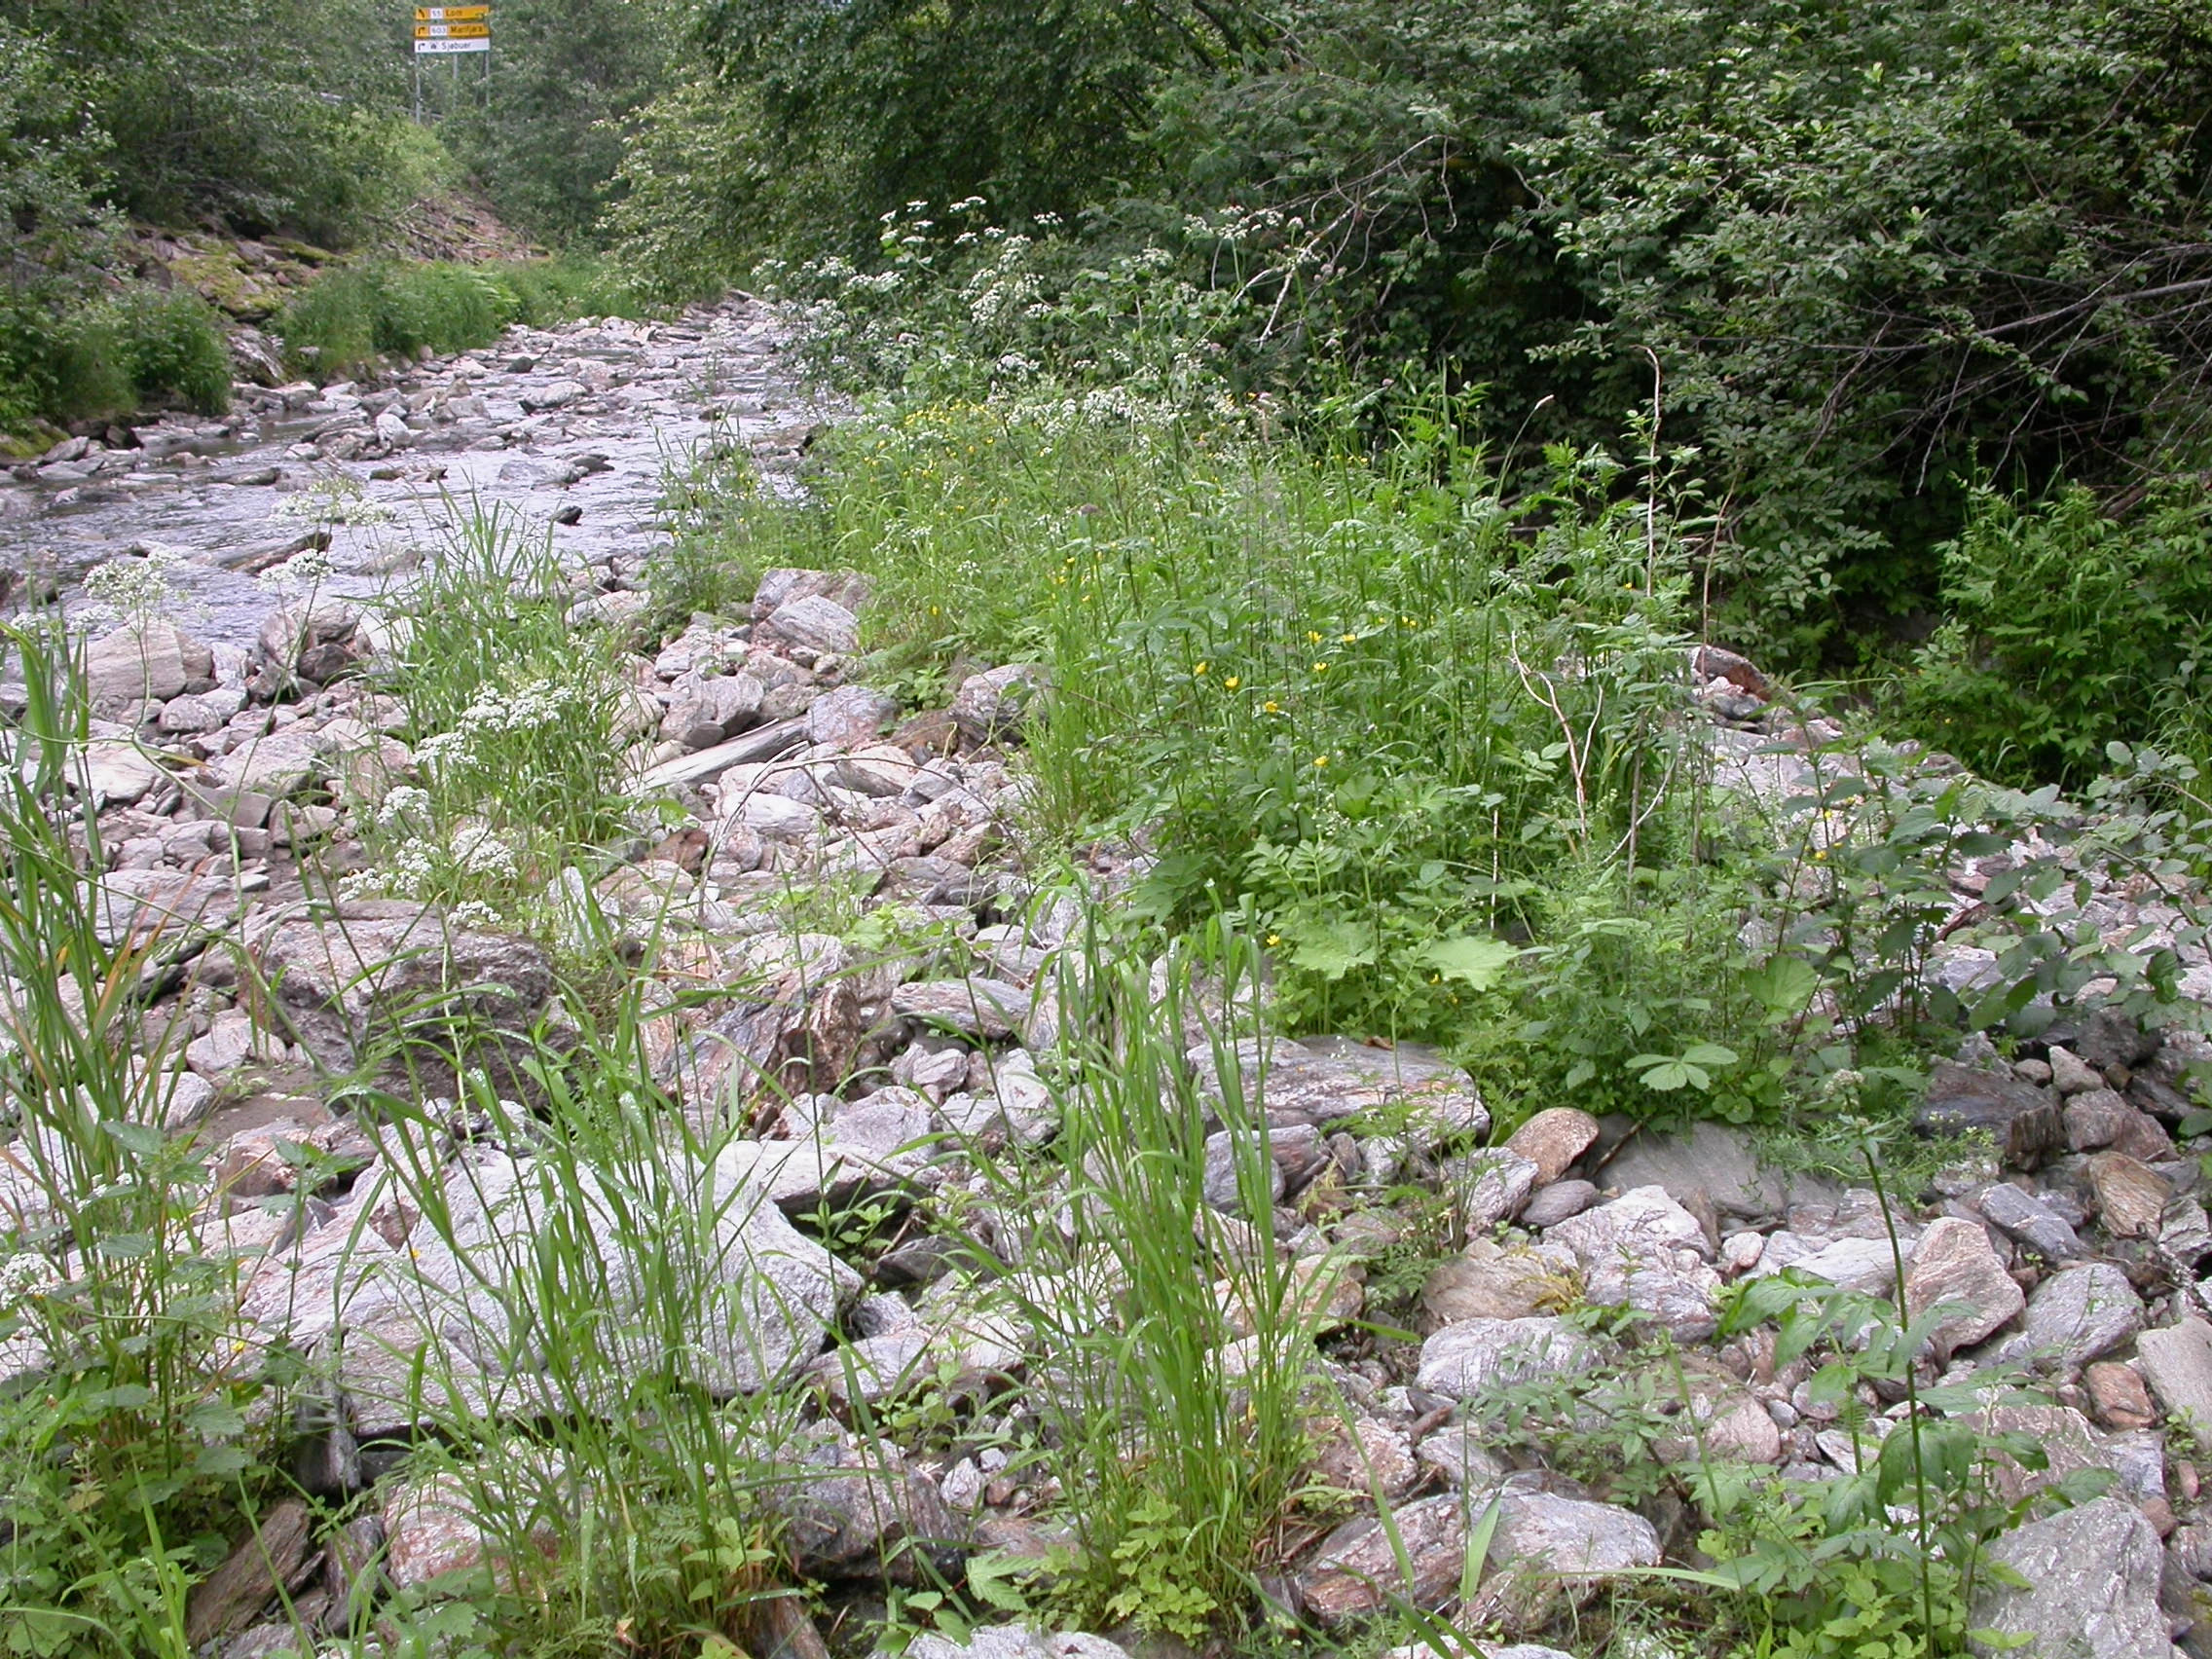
70;289;233;415
640;0;2212;662
430;0;677;246
22;0;407;241
1900;478;2212;786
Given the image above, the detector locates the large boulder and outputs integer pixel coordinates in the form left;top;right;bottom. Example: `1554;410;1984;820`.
1188;1035;1488;1136
83;623;215;716
1295;1493;1470;1626
950;664;1049;747
1916;1062;2063;1168
1545;1185;1722;1341
1903;1216;2024;1361
249;903;554;1091
241;1139;859;1437
1969;1496;2182;1658
1418;1316;1599;1398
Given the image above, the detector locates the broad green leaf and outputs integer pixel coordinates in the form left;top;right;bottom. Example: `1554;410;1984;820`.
1418;934;1519;989
1747;955;1819;1014
1283;919;1377;980
1679;1043;1740;1067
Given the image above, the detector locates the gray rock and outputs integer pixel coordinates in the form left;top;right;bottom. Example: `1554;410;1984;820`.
1596;1121;1801;1229
1415;1421;1511;1489
1969;1496;2182;1658
1421;1239;1577;1326
1917;1062;2063;1168
1203;1128;1285;1214
1903;1216;2023;1360
520;378;585;411
1417;1316;1598;1398
1187;1036;1487;1135
662;670;763;748
806;684;900;749
2139;1319;2212;1450
2067;1009;2160;1075
1976;1181;2084;1261
186;1498;315;1646
752;567;870;624
250;904;553;1089
1520;1179;1598;1228
903;1631;1129;1659
2048;1045;2104;1095
892;978;1027;1040
1546;1185;1721;1341
1443;1149;1539;1230
950;663;1049;746
766;594;861;655
1295;1493;1469;1626
1752;1233;1899;1296
772;1435;969;1584
1992;1262;2143;1370
638;718;808;789
1489;1487;1661;1578
244;1139;859;1437
84;623;211;715
1503;1108;1602;1184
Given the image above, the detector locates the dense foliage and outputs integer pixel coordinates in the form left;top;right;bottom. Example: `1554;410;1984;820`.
430;0;677;245
5;0;410;239
619;0;2212;681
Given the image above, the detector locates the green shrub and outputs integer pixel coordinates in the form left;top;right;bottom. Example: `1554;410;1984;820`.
1899;478;2212;787
18;287;234;424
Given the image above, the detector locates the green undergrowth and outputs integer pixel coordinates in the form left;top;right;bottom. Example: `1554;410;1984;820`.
711;390;2198;1134
276;255;647;379
0;285;234;434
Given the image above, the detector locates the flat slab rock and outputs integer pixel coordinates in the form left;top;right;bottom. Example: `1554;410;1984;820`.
1970;1495;2182;1658
1916;1060;2063;1168
240;1140;859;1437
899;1631;1129;1659
1187;1035;1489;1135
1418;1315;1600;1398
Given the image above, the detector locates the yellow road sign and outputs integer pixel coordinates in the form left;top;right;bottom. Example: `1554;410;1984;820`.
415;19;488;36
415;6;489;18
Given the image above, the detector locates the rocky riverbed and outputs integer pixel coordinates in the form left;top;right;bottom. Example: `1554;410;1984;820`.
0;298;823;646
8;308;2212;1659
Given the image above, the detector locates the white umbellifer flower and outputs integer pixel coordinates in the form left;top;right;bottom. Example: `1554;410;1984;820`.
377;785;432;828
451;825;517;880
256;546;338;594
445;900;501;932
82;547;185;624
413;731;468;771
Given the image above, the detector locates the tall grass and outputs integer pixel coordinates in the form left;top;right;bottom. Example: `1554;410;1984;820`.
0;620;263;1655
957;919;1326;1639
0;285;234;432
276;255;647;378
327;984;823;1655
733;394;1736;1109
350;504;639;928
